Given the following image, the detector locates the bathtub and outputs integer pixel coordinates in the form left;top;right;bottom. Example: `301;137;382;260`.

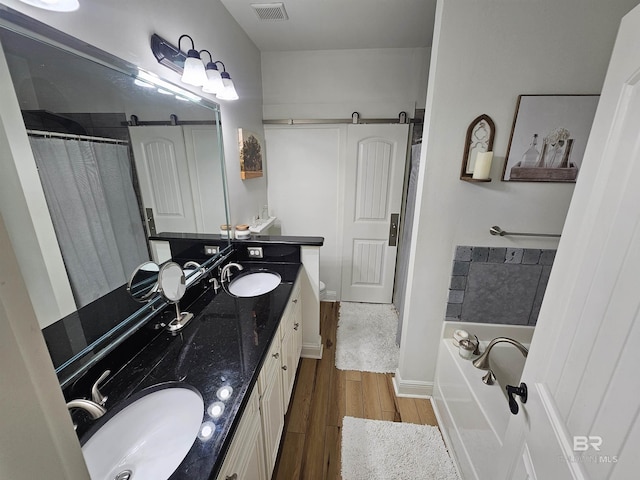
433;324;533;480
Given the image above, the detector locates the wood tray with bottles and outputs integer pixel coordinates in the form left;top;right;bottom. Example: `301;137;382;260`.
509;162;579;182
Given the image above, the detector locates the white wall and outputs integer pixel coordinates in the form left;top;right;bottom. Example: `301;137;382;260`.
262;47;430;119
262;48;430;298
396;0;640;395
265;125;345;299
0;0;267;226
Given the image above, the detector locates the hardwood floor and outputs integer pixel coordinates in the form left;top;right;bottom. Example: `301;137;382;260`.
273;302;438;480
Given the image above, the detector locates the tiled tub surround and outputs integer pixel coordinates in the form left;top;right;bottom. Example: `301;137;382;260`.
446;246;556;326
70;261;300;480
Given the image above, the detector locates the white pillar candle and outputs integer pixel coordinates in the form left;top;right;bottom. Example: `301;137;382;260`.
472;151;493;179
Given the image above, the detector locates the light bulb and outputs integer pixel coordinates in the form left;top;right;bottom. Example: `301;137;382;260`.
217;72;239;101
202;63;224;94
181;50;207;87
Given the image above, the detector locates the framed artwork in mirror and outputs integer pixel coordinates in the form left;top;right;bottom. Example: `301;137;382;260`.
460;114;495;181
502;94;599;182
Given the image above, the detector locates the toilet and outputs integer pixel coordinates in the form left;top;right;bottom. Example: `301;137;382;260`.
319;281;326;300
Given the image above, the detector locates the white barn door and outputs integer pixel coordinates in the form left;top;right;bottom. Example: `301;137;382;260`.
500;6;640;479
341;124;409;303
129;126;197;234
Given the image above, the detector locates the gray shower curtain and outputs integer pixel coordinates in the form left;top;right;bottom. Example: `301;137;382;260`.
29;137;148;308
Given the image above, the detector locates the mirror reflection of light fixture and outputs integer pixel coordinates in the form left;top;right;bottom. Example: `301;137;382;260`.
17;0;79;12
200;50;225;95
179;35;207;87
135;69;202;103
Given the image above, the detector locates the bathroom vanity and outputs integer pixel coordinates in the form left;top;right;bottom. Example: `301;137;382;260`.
67;236;322;480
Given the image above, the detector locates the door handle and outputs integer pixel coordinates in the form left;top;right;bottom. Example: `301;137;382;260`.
145;208;157;236
506;382;528;415
388;213;400;246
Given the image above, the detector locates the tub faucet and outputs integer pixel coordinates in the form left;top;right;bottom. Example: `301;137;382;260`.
473;337;529;371
221;262;244;283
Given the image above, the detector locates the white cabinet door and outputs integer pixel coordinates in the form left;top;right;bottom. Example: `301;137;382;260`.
499;5;640;479
258;335;285;477
280;327;296;413
280;282;302;412
216;387;267;480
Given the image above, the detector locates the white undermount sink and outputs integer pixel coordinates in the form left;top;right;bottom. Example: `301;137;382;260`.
81;386;204;480
228;271;281;297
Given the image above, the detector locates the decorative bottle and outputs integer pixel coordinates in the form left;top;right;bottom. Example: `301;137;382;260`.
521;134;540;168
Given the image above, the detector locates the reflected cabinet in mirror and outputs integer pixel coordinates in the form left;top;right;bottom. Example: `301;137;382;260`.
0;12;231;386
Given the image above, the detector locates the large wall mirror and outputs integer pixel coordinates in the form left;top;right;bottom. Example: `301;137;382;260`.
0;10;231;386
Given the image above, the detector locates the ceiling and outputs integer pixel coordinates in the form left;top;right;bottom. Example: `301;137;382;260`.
220;0;437;52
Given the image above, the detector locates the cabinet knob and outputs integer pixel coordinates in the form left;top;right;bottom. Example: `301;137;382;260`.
225;474;238;480
293;323;299;331
272;352;279;359
282;365;288;371
292;299;298;303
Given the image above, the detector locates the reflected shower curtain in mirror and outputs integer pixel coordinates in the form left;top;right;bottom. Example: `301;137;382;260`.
29;136;148;308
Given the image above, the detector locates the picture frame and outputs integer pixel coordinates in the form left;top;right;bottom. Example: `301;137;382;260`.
502;94;599;182
238;128;263;180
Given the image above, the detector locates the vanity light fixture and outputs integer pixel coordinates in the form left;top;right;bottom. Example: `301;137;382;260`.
200;51;225;95
150;33;239;100
17;0;79;12
179;35;207;86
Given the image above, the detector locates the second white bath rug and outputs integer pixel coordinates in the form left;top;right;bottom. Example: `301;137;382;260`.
341;416;460;480
335;302;399;373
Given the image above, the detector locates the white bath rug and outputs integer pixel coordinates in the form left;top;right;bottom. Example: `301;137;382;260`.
341;416;460;480
335;302;399;373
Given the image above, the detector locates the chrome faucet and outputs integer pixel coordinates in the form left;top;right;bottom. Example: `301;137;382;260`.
473;337;528;385
221;262;244;283
66;370;110;426
66;399;107;420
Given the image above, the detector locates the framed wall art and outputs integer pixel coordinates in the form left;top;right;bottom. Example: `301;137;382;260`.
238;128;263;180
502;94;599;182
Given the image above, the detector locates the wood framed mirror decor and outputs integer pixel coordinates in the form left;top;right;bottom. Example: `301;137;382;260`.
460;114;495;181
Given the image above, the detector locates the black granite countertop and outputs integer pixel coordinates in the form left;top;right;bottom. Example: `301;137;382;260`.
79;262;302;480
150;231;324;246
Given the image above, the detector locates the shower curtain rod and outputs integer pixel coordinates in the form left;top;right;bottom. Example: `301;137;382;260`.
27;129;129;145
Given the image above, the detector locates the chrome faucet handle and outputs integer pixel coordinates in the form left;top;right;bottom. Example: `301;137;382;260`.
66;399;107;421
91;370;111;405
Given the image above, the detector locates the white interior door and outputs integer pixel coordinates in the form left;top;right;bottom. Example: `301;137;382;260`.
499;6;640;479
341;124;409;303
128;126;197;234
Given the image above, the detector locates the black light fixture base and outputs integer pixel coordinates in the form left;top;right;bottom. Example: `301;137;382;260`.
151;33;186;74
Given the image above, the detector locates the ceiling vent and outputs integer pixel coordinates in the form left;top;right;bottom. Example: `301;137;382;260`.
251;2;289;21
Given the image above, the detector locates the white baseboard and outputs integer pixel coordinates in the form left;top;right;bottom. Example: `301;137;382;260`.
392;368;434;398
301;342;323;359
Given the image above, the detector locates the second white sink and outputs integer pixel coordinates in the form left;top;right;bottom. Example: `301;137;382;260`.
228;271;281;297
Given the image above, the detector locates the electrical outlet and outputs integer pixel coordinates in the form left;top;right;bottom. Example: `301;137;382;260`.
247;246;263;258
204;245;219;256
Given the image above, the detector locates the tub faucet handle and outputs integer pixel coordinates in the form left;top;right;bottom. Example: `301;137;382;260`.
506;382;528;415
